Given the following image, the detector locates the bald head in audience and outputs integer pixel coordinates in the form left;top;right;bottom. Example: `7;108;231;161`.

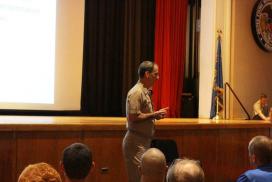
18;162;62;182
248;135;272;167
139;148;167;182
167;158;204;182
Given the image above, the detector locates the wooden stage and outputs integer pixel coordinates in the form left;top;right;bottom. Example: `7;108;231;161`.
0;116;271;182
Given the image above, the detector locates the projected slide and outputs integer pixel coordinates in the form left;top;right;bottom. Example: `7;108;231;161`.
0;0;56;104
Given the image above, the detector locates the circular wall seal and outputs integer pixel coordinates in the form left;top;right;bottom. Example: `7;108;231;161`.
251;0;272;52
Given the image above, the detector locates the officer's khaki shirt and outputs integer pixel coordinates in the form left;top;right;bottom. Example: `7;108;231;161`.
126;81;155;138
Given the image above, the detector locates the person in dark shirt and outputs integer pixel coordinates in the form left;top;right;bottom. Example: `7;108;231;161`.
60;143;94;182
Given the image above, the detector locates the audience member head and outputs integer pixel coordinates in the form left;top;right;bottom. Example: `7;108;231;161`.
18;162;61;182
260;94;268;107
139;148;167;182
248;135;272;167
61;143;94;181
167;158;204;182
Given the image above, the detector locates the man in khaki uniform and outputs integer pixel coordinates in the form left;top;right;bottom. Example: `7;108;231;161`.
123;61;168;182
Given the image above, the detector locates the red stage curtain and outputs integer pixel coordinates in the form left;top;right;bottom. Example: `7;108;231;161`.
153;0;188;118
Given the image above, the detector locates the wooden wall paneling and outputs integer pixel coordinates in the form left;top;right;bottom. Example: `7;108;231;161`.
0;132;16;182
217;128;246;182
245;128;270;139
16;131;83;182
181;129;219;182
0;117;269;182
155;130;182;157
83;130;127;182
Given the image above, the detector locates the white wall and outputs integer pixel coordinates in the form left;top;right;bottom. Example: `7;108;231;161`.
230;0;272;119
199;0;231;118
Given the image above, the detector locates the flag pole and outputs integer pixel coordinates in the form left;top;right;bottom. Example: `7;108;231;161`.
210;29;223;120
213;30;223;121
214;96;220;120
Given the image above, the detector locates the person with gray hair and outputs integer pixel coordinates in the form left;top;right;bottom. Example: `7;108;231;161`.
237;135;272;182
139;148;167;182
123;61;168;182
167;158;204;182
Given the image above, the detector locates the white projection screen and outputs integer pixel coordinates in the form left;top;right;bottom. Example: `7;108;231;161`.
0;0;85;110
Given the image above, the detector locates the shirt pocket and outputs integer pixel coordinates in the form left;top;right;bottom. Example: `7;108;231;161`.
142;98;152;112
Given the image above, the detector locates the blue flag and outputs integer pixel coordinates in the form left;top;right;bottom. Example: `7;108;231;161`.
210;36;223;119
